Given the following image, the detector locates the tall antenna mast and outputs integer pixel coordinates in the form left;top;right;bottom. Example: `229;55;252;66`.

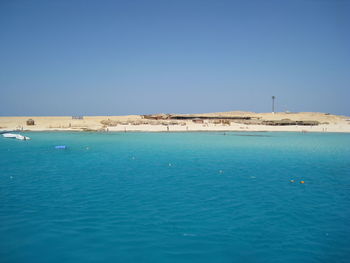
272;96;276;114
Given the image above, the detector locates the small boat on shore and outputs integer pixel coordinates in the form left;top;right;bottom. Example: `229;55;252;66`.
2;133;30;140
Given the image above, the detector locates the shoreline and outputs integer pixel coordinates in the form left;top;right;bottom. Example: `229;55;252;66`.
2;126;350;134
2;130;350;135
1;112;349;133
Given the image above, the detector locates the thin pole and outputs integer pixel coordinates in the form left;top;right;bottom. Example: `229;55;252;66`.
272;96;275;113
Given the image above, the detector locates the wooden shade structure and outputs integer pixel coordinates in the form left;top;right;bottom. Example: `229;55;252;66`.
26;119;35;126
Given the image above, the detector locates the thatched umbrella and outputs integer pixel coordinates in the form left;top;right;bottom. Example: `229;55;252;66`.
26;119;35;126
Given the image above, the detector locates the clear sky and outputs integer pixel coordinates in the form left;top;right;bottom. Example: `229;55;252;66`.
1;0;349;116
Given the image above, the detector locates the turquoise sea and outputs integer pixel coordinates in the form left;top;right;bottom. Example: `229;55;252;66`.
0;132;350;263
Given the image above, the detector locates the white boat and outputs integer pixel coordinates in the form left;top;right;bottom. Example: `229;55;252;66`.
2;133;30;140
3;133;17;138
15;134;30;140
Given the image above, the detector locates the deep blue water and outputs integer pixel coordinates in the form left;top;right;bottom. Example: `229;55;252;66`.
1;132;350;263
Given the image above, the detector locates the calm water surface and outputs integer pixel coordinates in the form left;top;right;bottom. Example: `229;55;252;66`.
0;132;350;263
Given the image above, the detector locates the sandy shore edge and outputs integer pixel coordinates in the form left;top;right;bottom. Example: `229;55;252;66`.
1;112;349;133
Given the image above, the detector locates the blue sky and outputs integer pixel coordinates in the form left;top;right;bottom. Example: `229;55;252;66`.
1;0;349;116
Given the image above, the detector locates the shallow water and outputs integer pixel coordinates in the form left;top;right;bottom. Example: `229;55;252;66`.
1;132;350;263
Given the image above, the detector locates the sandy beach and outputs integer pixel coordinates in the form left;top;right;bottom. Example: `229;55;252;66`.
1;111;349;133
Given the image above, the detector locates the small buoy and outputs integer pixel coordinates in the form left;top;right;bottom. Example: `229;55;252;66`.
300;180;305;184
183;233;196;237
168;163;172;167
55;145;67;149
290;180;295;183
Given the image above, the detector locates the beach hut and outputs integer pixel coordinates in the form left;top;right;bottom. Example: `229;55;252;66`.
192;118;204;124
212;119;222;124
26;119;35;126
